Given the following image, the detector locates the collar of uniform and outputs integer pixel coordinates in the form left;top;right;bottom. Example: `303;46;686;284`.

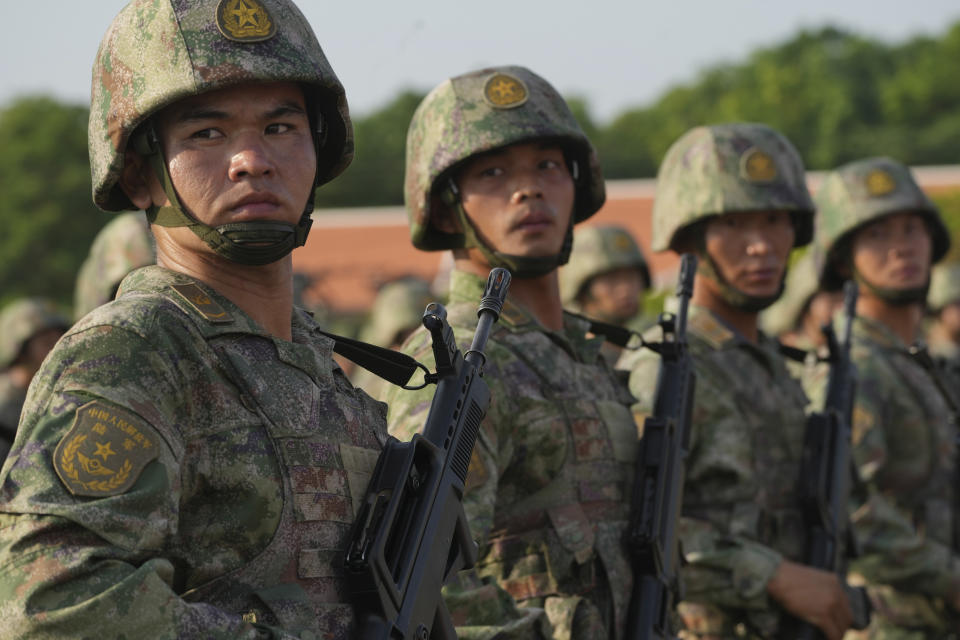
688;303;781;373
849;312;914;353
447;269;604;363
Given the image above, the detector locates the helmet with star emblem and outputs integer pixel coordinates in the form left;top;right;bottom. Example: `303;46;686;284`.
0;298;70;369
404;65;605;251
560;225;650;305
652;122;814;252
74;212;156;320
813;157;949;290
89;0;352;213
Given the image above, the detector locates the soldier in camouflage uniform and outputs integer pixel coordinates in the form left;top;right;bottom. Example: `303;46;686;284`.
808;157;960;639
0;1;388;638
560;225;652;362
618;123;856;639
925;261;960;377
0;298;69;462
74;211;155;320
380;66;637;640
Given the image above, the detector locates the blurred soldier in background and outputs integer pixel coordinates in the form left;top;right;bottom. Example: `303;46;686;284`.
925;261;960;377
810;157;960;639
382;65;636;639
0;0;387;637
761;250;844;351
619;123;855;639
560;225;651;361
74;211;155;320
350;276;433;396
0;298;69;461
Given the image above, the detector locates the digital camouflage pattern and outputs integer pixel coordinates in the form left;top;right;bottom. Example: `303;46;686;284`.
0;297;69;369
89;0;353;212
74;211;155;320
380;269;638;640
813;157;949;290
618;305;810;638
651;123;814;252
559;225;651;307
803;315;960;639
0;266;388;638
0;372;27;463
404;65;605;251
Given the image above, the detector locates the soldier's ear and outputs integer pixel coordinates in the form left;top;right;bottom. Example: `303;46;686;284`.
431;192;462;234
118;150;158;211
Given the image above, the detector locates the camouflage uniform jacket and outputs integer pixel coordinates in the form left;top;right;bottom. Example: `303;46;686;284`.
618;304;809;638
381;269;637;640
0;265;387;640
0;372;26;463
805;315;960;635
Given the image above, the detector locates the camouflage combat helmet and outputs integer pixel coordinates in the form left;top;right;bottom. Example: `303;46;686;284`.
927;262;960;312
359;278;434;347
560;225;650;305
89;0;353;265
652;123;814;252
0;299;70;369
74;212;156;320
814;157;949;292
404;65;605;277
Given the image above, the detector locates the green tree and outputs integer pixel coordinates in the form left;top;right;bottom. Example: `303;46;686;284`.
0;97;104;309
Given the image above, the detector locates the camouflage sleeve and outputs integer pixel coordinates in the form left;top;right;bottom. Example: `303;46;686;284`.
379;327;549;638
846;360;960;599
0;325;293;640
620;347;782;611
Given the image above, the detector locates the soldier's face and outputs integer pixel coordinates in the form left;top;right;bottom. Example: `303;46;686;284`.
141;82;316;248
702;210;795;297
583;267;646;321
455;141;575;261
851;212;932;291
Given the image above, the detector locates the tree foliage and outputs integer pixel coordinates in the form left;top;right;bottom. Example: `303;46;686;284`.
0;97;103;308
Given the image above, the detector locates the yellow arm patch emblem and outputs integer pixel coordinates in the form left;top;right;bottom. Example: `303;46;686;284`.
54;401;159;497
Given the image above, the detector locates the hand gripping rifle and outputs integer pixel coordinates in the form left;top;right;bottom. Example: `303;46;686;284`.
787;280;871;637
344;268;511;640
624;253;697;640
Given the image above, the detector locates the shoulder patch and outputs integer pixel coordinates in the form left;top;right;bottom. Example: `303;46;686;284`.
170;283;233;324
54;401;159;497
690;312;734;349
498;301;532;327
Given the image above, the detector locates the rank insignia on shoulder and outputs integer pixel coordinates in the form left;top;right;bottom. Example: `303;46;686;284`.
740;148;778;183
483;73;529;109
216;0;276;43
54;401;160;497
170;283;233;324
865;169;896;197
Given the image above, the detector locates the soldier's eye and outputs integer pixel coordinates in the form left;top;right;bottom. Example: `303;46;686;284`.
265;123;293;135
191;128;223;140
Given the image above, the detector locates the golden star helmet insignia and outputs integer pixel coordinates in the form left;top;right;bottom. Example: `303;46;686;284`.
740;148;778;183
483;73;529;109
865;168;897;197
216;0;276;43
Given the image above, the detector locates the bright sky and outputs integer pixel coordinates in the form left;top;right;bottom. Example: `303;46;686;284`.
2;1;957;122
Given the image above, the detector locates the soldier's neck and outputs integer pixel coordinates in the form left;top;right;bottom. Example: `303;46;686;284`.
857;293;924;345
156;247;294;341
691;280;759;343
454;257;564;331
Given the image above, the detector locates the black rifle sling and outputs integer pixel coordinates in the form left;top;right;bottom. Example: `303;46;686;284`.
316;329;429;389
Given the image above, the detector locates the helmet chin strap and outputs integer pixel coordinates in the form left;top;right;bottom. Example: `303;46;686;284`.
135;125;314;267
444;180;572;279
852;264;929;307
697;238;784;313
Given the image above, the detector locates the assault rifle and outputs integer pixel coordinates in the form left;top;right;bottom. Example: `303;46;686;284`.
624;253;697;640
343;268;511;640
787;280;871;637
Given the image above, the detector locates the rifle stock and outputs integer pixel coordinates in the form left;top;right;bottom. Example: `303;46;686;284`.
624;253;697;640
344;268;511;639
787;280;871;638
